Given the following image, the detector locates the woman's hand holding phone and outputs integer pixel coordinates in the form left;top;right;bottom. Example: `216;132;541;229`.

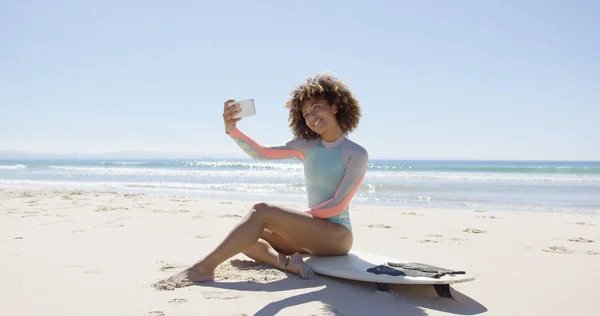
223;99;242;133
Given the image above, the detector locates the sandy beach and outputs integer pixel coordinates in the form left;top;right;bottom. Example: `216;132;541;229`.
1;187;598;316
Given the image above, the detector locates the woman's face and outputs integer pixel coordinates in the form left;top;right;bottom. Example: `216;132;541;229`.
302;99;338;135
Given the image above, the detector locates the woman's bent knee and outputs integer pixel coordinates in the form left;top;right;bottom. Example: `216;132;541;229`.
252;202;268;210
251;202;271;213
248;202;275;221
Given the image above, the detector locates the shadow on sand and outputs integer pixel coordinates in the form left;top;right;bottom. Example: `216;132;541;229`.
197;268;488;316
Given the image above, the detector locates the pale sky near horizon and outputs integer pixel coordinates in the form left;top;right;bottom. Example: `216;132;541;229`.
1;0;598;160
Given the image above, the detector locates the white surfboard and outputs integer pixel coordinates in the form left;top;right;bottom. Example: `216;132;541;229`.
304;250;477;297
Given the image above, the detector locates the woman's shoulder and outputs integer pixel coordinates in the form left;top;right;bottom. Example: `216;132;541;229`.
341;138;369;168
342;138;368;157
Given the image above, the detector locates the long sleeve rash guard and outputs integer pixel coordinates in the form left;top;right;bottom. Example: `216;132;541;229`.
227;127;368;231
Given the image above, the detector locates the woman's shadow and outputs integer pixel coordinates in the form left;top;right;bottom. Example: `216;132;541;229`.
196;264;488;316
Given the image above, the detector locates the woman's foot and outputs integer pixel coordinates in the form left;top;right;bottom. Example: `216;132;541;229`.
280;252;315;279
152;263;215;290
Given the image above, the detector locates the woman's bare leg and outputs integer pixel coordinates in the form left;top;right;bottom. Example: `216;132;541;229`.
156;202;352;287
234;230;314;278
251;229;303;256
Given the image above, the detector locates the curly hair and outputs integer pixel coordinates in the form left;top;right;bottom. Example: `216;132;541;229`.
284;73;361;139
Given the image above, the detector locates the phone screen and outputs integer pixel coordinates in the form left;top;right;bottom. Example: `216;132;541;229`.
231;99;256;118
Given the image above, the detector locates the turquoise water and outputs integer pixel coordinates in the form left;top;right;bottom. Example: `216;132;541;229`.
1;159;599;214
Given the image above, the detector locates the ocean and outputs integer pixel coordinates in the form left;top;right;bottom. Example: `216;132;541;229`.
1;158;599;215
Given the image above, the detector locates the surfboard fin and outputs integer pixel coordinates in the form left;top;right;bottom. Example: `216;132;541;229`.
374;282;456;300
433;284;457;300
376;283;390;292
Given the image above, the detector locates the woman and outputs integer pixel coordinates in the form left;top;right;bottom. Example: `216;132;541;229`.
158;73;368;288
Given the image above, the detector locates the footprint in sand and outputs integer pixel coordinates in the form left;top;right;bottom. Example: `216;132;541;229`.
170;198;195;203
153;209;190;214
192;215;204;219
220;201;233;204
565;222;595;226
94;223;131;228
158;261;187;272
568;237;594;243
145;311;165;316
542;246;574;254
168;298;188;305
367;223;392;228
39;219;76;226
585;251;599;256
420;234;447;243
21;210;39;218
13;236;24;240
463;228;486;234
95;206;116;212
402;212;423;216
477;216;503;219
230;259;263;270
136;203;155;208
201;291;241;300
194;235;210;239
220;214;242;218
63;265;103;274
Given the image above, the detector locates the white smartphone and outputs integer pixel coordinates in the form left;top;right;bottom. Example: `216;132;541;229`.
229;99;256;119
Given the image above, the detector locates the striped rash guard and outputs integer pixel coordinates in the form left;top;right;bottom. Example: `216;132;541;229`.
228;127;368;232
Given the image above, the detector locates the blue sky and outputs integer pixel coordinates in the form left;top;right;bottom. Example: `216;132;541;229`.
1;0;598;160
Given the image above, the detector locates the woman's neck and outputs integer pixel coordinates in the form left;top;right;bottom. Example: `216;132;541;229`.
320;126;344;142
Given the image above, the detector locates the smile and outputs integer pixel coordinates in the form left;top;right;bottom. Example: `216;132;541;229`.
313;119;322;127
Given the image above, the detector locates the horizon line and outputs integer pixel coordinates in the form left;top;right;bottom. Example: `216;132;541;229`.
0;150;597;162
